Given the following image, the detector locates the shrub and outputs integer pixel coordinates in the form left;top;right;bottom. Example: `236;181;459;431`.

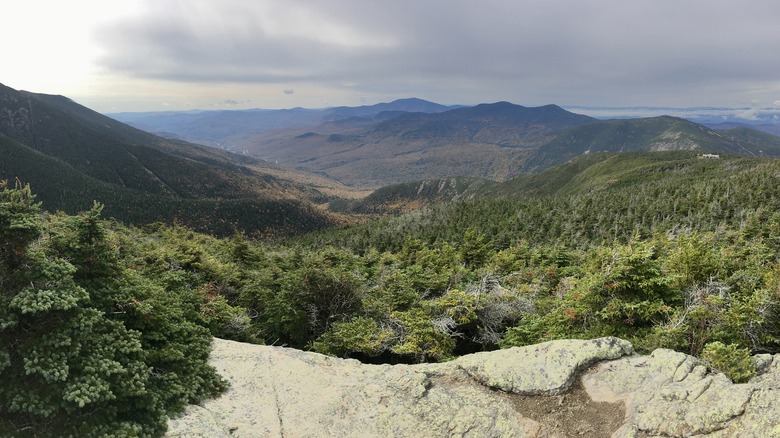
701;341;756;383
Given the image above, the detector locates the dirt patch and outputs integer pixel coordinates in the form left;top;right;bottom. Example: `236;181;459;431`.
428;370;627;437
505;379;626;437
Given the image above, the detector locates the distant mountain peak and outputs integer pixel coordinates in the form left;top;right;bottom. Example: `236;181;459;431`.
388;97;438;105
480;101;522;107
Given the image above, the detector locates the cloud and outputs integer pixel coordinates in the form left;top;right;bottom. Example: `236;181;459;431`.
215;99;251;107
736;108;761;121
566;105;780;124
96;0;400;83
93;0;780;108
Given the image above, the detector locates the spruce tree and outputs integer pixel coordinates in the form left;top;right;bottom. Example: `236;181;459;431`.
0;184;165;436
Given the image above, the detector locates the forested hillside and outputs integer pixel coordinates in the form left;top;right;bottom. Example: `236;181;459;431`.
523;117;780;171
5;96;780;434
229;102;597;186
0;83;344;237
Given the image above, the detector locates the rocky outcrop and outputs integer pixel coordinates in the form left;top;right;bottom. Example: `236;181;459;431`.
167;337;780;437
583;348;780;437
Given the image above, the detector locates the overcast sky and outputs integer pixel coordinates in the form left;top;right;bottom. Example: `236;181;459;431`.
4;0;780;114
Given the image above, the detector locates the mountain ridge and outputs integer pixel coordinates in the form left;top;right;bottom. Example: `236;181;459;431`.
7;83;780;228
0;83;346;236
344;151;777;214
225;103;780;187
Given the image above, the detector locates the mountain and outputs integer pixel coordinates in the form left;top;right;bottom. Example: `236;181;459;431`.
368;102;593;145
108;98;455;151
523;116;780;172
323;97;457;120
189;102;780;189
109;108;325;149
111;97;780;191
705;121;780;137
305;150;780;257
0;83;350;236
236;102;596;187
337;176;494;214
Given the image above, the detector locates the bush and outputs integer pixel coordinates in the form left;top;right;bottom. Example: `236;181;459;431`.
310;317;394;357
701;341;756;383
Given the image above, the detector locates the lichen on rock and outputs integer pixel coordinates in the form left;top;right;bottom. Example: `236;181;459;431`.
167;338;779;437
451;336;633;395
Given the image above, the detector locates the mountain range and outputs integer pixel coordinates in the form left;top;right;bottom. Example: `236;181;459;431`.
109;98;460;150
112;99;780;188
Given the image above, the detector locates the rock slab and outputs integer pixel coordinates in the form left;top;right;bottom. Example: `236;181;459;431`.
583;348;780;437
167;337;780;437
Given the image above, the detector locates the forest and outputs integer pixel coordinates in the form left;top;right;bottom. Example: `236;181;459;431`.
2;151;780;435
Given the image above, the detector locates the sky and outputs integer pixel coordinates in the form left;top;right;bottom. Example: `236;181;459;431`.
4;0;780;116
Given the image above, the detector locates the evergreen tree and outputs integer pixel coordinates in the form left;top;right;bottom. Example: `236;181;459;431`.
0;184;225;436
0;184;165;436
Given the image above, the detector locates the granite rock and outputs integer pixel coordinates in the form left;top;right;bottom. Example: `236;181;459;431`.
167;338;779;437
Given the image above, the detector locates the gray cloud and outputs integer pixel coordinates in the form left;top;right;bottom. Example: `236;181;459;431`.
95;0;780;108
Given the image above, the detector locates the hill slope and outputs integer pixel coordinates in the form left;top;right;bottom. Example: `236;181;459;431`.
524;116;780;171
316;151;780;249
0;83;343;236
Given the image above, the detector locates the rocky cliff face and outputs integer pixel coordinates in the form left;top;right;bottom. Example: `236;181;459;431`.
167;337;780;437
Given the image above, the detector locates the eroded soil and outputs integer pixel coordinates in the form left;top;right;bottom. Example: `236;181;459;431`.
505;380;626;437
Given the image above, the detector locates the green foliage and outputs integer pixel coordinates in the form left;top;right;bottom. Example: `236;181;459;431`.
362;268;420;316
12;151;771;374
276;152;780;365
0;185;224;437
390;308;456;362
396;238;462;294
310;317;394;357
9;147;780;433
701;342;756;383
460;229;493;267
501;238;678;347
303;153;780;254
0;181;41;269
239;247;365;347
197;287;259;343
